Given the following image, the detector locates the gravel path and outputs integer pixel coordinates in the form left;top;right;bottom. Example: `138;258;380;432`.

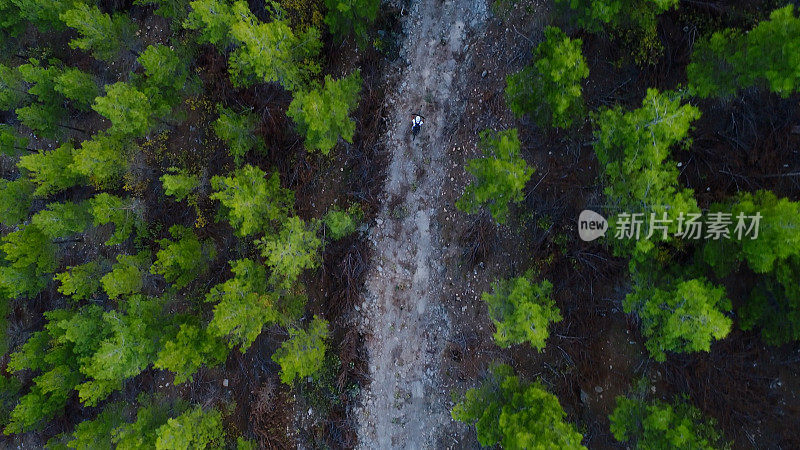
356;0;488;448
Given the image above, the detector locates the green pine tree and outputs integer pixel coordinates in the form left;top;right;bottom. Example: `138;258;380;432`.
60;4;137;61
272;316;329;385
452;363;585;449
287;71;362;154
456;128;534;223
505;26;588;129
482;273;562;351
213;105;266;165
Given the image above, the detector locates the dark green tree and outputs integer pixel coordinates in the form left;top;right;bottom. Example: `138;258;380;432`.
323;0;379;45
687;5;800;99
0;178;34;226
151;225;215;289
17;144;83;197
456;128;534;223
60;4;137;61
30;200;93;239
482;273;561;351
154;323;228;384
505;26;588;129
272;316;329;385
0;64;28;110
452;363;585;449
206;259;304;351
55;260;106;302
210;165;294;236
610;382;727;449
213;105;266;165
287;71;362;154
54;67;100;110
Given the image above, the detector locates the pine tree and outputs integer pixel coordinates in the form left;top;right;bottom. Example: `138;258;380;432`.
206;259;305;350
138;44;192;99
0;1;26;36
55;261;106;302
1;225;57;279
287;71;362;154
0;178;34;226
323;204;362;240
154;406;225;449
16;59;62;106
505;27;588;129
0;375;21;432
60;4;137;61
79;295;167;406
14;102;65;139
0;124;30;157
31;200;93;239
555;0;678;64
741;260;800;345
210;165;294;236
452;363;585;449
4;0;72;32
213;105;266;165
1;224;57;299
0;261;50;300
160;168;199;201
257;216;321;289
5;305;108;433
93;82;169;137
610;385;726;449
183;0;238;46
63;403;125;450
323;0;379;45
89;193;139;246
17;143;84;197
101;253;150;300
687;5;800;99
227;2;321;90
154;323;228;384
456;128;534;223
151;225;215;289
593;89;700;254
70;132;131;188
482;274;562;351
0;64;28;110
54;67;100;111
113;396;186;449
625;276;732;361
701;191;800;344
272;316;329;385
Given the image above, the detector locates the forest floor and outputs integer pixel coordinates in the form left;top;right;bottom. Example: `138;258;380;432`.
354;0;489;447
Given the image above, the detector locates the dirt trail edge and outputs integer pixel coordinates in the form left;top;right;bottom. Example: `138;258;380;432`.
356;0;487;448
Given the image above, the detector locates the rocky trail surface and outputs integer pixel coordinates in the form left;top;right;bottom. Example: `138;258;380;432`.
356;0;488;448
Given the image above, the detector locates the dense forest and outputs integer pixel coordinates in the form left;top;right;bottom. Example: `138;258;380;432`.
0;0;799;448
0;0;384;447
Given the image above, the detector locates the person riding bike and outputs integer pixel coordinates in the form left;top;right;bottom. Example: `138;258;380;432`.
411;114;424;140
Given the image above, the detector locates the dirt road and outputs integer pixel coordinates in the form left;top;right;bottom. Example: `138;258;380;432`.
356;0;488;447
